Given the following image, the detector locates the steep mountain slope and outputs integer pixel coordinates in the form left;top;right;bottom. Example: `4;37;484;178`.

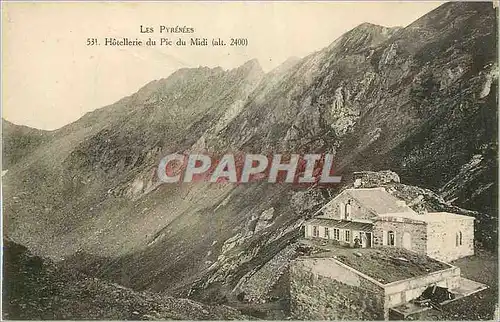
2;239;249;320
216;2;497;216
3;60;264;257
2;1;498;317
2;119;53;169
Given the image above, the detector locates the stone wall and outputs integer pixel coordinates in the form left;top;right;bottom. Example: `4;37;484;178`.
236;244;296;301
426;219;474;262
289;258;385;320
353;171;400;188
373;219;427;254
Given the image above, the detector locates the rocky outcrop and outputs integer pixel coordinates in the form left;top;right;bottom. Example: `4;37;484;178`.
353;170;400;188
254;208;275;232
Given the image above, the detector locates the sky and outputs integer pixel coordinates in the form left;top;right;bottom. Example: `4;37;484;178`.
2;1;444;130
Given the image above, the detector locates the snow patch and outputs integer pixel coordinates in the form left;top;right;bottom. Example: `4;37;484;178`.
480;64;498;98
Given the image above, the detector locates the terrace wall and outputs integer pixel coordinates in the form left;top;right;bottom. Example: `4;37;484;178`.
289;257;385;320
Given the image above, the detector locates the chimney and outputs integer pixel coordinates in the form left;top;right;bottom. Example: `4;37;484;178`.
396;200;407;207
407;195;424;207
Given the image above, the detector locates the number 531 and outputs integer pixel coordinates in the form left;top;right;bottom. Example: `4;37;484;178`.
86;38;98;46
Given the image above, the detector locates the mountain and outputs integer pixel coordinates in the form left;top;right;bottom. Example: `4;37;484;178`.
2;119;53;168
2;238;249;320
2;1;498;319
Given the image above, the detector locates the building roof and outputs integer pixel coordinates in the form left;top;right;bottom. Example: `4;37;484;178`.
343;188;416;215
307;218;373;232
304;245;452;284
378;212;475;223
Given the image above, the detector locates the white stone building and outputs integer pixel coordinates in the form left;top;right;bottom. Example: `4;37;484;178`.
303;187;475;262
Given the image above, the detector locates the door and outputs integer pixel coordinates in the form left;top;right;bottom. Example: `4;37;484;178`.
402;232;412;250
360;232;372;248
365;232;372;248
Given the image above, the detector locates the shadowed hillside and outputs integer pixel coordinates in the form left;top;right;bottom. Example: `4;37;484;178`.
2;239;250;320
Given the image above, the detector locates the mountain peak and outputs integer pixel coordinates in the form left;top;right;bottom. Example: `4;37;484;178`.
329;22;400;54
349;22;401;34
353;22;387;30
231;58;264;78
240;58;262;71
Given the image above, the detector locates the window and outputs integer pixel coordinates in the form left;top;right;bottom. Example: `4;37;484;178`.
345;230;351;242
345;200;352;220
388;231;395;246
333;228;340;240
456;231;463;246
324;227;330;238
313;226;319;237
